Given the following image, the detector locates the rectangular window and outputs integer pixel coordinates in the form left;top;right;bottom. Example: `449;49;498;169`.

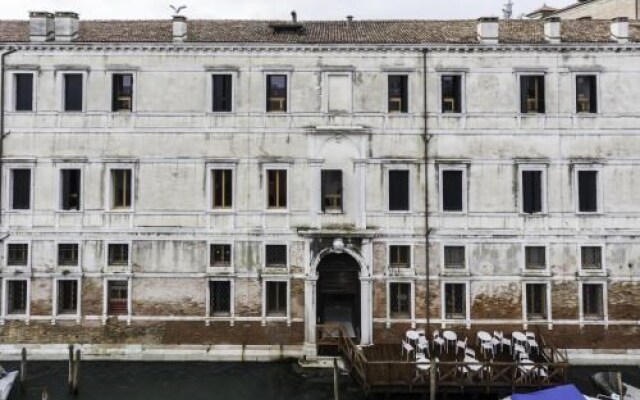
520;75;545;114
266;244;287;268
389;170;409;211
388;75;408;113
444;283;466;319
210;244;231;268
267;169;287;209
389;245;410;269
7;243;28;266
321;170;343;212
212;169;233;209
522;170;543;214
209;281;231;317
442;170;463;212
576;75;597;113
578;170;598;213
7;280;27;315
61;169;81;211
107;281;128;316
63;73;83;112
58;243;79;267
11;169;31;210
266;75;287;112
212;74;233;112
57;280;78;314
108;243;129;266
444;246;465;269
266;281;287;317
112;73;133;112
581;246;602;270
327;74;351;113
525;246;546;270
441;75;462;113
525;283;548;320
14;73;33;111
582;283;604;320
389;282;411;318
111;169;132;209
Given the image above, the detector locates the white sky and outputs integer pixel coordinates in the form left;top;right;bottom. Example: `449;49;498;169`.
5;0;574;20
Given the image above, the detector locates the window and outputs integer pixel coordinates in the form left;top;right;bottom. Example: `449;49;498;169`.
441;75;462;113
522;170;543;214
210;244;231;268
520;75;545;113
14;73;33;111
61;169;81;211
10;169;31;210
321;170;342;212
576;75;597;113
212;169;233;209
525;246;546;270
63;73;83;112
7;243;28;266
266;75;287;112
57;280;78;314
581;246;602;270
577;170;598;213
389;282;411;318
444;246;465;269
389;245;410;269
265;281;287;317
58;244;79;267
209;281;231;317
444;283;466;319
388;75;408;113
267;169;287;209
107;281;128;316
111;169;132;209
7;280;27;315
212;74;233;112
112;73;133;112
265;244;287;268
582;283;604;320
441;169;464;212
525;283;548;320
389;170;409;211
108;243;129;266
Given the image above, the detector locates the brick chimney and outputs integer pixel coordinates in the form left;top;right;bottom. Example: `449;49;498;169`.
173;15;187;42
54;11;79;42
610;17;629;44
477;17;499;45
544;17;561;44
29;11;55;42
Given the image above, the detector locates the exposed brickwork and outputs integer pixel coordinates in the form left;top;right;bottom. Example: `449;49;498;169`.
372;281;386;319
471;281;521;319
81;278;103;315
290;241;306;275
30;278;52;315
608;282;640;320
290;278;304;319
132;278;205;316
552;281;579;320
372;243;385;276
234;279;262;317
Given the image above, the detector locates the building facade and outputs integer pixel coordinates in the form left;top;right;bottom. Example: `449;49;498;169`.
550;0;640;20
0;13;639;359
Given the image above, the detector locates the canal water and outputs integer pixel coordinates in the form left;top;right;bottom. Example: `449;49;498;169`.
2;361;639;400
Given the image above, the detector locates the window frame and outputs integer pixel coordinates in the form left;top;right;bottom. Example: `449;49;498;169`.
264;243;289;271
207;278;235;320
441;280;470;324
522;244;550;273
264;165;289;212
110;71;136;113
265;72;291;114
103;278;131;320
579;281;607;323
320;169;343;214
518;164;548;215
105;241;132;270
386;167;411;213
53;277;81;320
208;242;234;271
518;73;546;114
56;241;81;269
387;244;412;270
2;278;30;319
387;74;409;114
11;71;37;112
6;166;34;212
439;164;467;214
573;72;600;115
387;280;414;322
573;164;603;214
439;73;465;114
106;165;136;212
262;278;290;322
57;164;84;212
578;244;605;273
207;163;236;212
523;282;552;323
57;70;87;113
5;241;30;269
208;71;237;114
442;244;468;271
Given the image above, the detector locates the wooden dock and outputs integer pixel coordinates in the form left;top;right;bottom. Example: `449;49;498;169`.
317;325;570;397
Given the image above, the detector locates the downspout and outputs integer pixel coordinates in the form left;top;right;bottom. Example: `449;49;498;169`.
422;48;430;333
1;47;17;225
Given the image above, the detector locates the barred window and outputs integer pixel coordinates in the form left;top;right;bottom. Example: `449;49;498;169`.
582;283;604;320
581;246;602;270
444;246;465;269
266;245;287;268
58;280;78;314
526;283;548;320
210;244;231;268
7;243;28;266
266;281;287;317
525;246;546;270
58;243;79;267
389;245;410;269
7;280;27;315
108;281;128;316
210;281;231;317
390;282;411;318
444;283;466;319
108;244;129;266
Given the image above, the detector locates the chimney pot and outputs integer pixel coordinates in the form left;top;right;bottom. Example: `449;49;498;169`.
610;17;629;43
173;15;187;42
291;10;297;23
544;17;561;44
477;17;499;45
29;11;55;42
54;11;79;42
347;15;354;22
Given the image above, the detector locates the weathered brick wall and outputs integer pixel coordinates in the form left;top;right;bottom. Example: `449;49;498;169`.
290;278;304;319
82;278;103;315
234;279;262;317
132;278;205;316
608;282;640;320
471;281;521;319
551;281;579;320
31;278;52;315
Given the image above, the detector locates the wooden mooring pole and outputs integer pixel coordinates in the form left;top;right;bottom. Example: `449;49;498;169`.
72;348;81;395
19;347;26;393
68;344;74;392
429;357;436;400
333;357;340;400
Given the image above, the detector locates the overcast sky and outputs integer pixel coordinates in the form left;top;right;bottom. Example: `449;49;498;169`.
5;0;574;20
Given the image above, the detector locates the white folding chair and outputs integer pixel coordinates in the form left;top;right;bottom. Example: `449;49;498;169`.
402;339;414;360
433;330;445;354
417;336;430;358
481;341;495;359
456;337;467;355
526;331;539;355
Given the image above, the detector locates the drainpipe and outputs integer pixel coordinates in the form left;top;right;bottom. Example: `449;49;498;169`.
0;47;17;225
422;48;430;334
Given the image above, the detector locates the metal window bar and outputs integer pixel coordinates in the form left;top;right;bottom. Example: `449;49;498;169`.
210;281;231;316
58;244;79;266
525;247;546;269
581;247;602;270
444;246;465;269
210;244;231;267
7;244;28;266
7;280;27;314
108;244;129;266
389;246;410;268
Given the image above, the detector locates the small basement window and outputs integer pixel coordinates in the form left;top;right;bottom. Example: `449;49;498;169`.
209;281;231;317
321;170;343;213
389;282;411;319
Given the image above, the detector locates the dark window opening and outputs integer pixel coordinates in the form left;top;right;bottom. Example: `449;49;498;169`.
389;245;410;269
108;281;128;316
388;75;408;113
58;280;78;314
390;282;411;318
58;243;79;266
61;169;81;211
7;280;27;314
7;243;28;266
15;73;33;111
526;283;548;320
212;74;233;112
210;244;231;268
442;75;462;113
525;246;546;270
64;74;83;112
520;75;545;113
266;75;287;112
581;246;602;270
445;283;466;319
267;170;287;209
266;281;287;316
112;73;133;112
389;170;409;211
111;169;132;209
210;281;231;317
321;170;343;212
11;169;31;210
442;170;463;212
212;169;233;209
108;244;129;266
522;170;543;214
576;75;597;113
444;246;465;269
578;170;598;213
582;284;604;320
266;244;287;268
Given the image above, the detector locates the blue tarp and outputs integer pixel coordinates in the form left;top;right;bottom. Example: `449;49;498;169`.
512;384;584;400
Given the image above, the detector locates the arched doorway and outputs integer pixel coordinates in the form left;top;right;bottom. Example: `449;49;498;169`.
316;253;361;339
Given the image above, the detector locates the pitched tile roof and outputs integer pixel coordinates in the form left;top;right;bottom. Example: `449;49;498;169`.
0;19;638;44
